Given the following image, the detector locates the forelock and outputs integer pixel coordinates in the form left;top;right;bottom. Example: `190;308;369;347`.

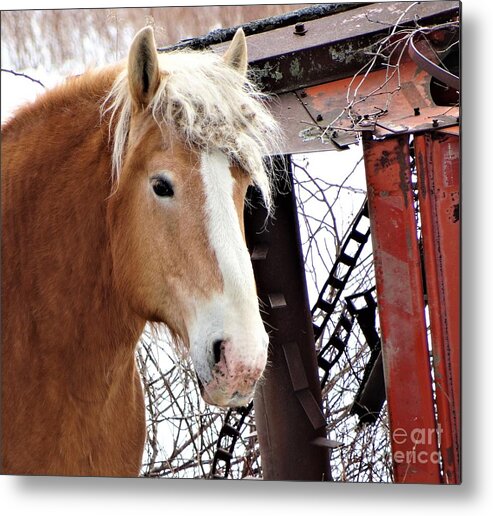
103;49;281;211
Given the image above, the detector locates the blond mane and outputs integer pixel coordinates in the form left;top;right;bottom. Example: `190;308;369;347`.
103;49;281;210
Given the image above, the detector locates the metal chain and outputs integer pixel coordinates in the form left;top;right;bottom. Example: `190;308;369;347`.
209;403;253;479
311;198;370;341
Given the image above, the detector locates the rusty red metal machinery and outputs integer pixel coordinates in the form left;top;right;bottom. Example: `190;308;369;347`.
250;2;460;484
167;1;460;482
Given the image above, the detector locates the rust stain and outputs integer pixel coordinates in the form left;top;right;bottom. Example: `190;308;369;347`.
378;249;413;316
417;149;427;199
396;138;411;208
450;203;459;223
378;150;393;171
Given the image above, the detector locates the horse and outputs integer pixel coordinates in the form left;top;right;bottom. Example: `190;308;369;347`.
1;27;279;477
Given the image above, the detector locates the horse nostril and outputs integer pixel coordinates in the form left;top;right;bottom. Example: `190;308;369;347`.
212;339;224;365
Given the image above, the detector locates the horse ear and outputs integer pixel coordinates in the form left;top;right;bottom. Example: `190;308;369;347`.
223;28;248;76
127;27;161;109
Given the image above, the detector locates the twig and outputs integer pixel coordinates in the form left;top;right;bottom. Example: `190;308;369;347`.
1;68;45;88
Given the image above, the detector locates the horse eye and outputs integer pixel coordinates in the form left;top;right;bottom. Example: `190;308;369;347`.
151;177;174;198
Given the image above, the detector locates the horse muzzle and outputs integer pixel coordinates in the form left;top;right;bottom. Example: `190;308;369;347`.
195;338;267;407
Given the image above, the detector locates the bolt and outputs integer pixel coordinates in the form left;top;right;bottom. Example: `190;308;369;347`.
299;90;307;98
332;131;338;138
432;119;439;127
414;107;421;116
294;23;307;35
316;114;324;122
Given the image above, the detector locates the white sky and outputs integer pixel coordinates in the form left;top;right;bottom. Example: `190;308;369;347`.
1;67;60;123
1;0;491;514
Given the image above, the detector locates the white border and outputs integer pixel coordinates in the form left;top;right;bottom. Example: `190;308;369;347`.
1;0;492;513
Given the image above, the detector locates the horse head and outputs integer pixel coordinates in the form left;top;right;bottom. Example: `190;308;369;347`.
106;27;278;407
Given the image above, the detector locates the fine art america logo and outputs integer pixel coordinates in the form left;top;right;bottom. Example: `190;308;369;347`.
392;425;443;465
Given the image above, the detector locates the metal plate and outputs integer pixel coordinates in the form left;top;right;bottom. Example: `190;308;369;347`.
212;1;459;94
272;56;459;154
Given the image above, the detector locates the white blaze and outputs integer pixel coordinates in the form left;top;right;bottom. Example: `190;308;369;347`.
188;150;268;385
200;151;256;300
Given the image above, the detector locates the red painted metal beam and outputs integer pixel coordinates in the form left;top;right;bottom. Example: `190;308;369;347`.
415;131;461;483
363;134;441;484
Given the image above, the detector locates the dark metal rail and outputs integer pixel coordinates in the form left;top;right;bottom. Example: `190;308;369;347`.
157;3;366;52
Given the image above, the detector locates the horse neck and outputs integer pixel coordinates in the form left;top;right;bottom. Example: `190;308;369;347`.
1;71;145;399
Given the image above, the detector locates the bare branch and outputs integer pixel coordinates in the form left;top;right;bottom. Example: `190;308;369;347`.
1;68;45;88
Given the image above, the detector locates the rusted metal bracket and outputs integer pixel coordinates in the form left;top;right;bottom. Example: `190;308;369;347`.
346;288;386;425
282;340;326;430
